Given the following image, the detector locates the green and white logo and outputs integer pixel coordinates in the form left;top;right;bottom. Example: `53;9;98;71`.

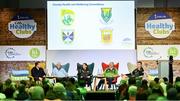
168;47;178;57
29;48;40;59
101;8;112;23
61;9;75;26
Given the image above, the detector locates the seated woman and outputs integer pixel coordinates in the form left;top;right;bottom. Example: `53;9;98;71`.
78;63;91;87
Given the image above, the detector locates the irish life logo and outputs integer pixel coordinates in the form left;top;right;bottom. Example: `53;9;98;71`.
145;12;175;39
168;47;178;57
8;12;37;38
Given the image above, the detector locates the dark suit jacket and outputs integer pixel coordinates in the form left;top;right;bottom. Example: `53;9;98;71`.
31;67;46;81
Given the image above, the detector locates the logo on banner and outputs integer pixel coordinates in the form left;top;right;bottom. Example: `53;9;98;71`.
101;8;112;23
145;12;175;39
100;28;113;43
168;47;178;57
122;37;133;45
61;9;75;26
8;12;37;38
62;29;74;44
29;48;40;59
5;48;21;58
143;47;159;58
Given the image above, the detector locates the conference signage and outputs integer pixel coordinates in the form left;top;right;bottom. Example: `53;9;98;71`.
145;12;175;39
137;45;180;60
0;46;46;61
48;1;135;50
8;12;37;38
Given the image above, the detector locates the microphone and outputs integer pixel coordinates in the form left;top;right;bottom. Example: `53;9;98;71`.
156;56;162;65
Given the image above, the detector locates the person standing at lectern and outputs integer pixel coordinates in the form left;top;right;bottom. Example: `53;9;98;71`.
169;55;173;84
31;61;46;81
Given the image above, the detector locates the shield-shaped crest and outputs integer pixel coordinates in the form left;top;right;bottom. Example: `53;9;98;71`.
61;9;75;25
62;30;74;44
101;29;113;43
101;8;112;23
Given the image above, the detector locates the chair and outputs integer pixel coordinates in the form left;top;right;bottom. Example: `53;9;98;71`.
77;63;94;90
127;62;136;74
101;62;119;90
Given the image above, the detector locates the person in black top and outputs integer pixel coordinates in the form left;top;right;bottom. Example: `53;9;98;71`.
169;55;173;84
78;63;91;87
132;61;144;77
31;61;46;81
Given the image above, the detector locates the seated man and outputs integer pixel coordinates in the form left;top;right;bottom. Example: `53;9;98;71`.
132;61;144;77
97;62;118;90
31;61;46;81
122;61;144;79
52;62;68;77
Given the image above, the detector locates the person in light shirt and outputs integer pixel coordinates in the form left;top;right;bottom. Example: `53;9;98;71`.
52;63;68;77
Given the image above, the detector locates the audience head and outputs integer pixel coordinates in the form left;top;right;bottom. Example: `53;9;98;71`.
53;83;67;99
128;77;136;85
141;79;148;89
0;93;6;100
167;88;177;100
29;86;44;100
120;79;127;85
5;79;12;86
147;93;159;101
136;87;148;100
128;85;137;97
175;81;180;93
163;77;168;84
175;76;180;83
152;84;164;96
3;86;15;98
176;93;180;100
154;77;159;84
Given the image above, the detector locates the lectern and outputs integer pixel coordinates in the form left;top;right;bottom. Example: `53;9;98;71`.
158;60;169;79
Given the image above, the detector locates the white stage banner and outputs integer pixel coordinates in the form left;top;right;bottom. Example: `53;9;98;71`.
0;46;46;61
137;45;180;60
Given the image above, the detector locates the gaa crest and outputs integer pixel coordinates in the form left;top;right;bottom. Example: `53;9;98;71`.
61;9;75;26
62;30;74;44
101;8;112;23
